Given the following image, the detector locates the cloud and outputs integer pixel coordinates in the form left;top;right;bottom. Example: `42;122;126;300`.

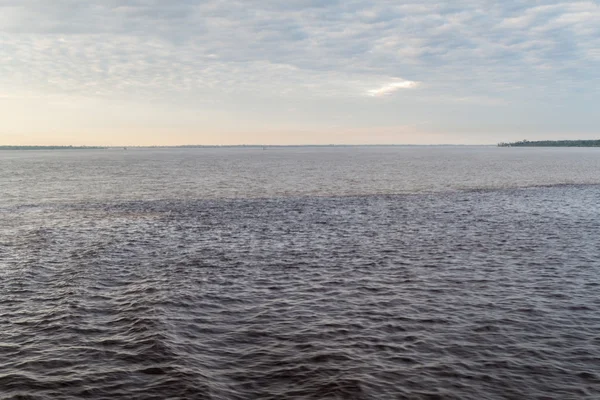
0;1;598;101
367;80;420;97
0;1;599;143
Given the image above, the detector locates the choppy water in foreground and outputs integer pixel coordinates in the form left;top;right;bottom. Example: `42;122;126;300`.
1;147;600;399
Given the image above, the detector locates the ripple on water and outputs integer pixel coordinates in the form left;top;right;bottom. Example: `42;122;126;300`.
1;185;600;399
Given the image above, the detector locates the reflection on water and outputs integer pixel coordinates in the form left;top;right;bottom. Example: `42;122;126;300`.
2;146;600;206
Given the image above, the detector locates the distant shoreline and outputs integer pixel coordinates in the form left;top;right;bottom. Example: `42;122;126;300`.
0;145;108;150
498;140;600;147
7;142;598;149
0;144;489;150
5;142;599;150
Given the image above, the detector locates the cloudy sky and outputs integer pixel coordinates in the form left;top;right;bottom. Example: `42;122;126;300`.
1;0;598;145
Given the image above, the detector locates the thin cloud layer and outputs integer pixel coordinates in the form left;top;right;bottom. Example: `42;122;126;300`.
0;0;598;143
1;1;598;97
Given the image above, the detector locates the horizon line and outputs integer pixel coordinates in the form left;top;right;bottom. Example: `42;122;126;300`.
0;143;497;148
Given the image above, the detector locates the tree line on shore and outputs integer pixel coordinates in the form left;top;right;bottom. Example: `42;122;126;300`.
498;140;600;147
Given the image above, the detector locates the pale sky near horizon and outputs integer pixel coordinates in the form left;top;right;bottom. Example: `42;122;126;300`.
0;1;599;145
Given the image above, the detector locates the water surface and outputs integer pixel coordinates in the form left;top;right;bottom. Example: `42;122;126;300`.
1;147;600;399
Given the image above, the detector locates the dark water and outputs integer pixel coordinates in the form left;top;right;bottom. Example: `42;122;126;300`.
1;147;600;399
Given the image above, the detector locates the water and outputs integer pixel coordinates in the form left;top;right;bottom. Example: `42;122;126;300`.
1;146;600;399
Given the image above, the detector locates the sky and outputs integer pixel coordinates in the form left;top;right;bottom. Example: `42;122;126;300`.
0;0;599;145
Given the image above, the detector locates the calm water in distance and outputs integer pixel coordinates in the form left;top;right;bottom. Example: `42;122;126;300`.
1;146;600;399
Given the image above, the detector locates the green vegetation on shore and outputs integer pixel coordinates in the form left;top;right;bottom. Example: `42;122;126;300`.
498;140;600;147
0;145;107;150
